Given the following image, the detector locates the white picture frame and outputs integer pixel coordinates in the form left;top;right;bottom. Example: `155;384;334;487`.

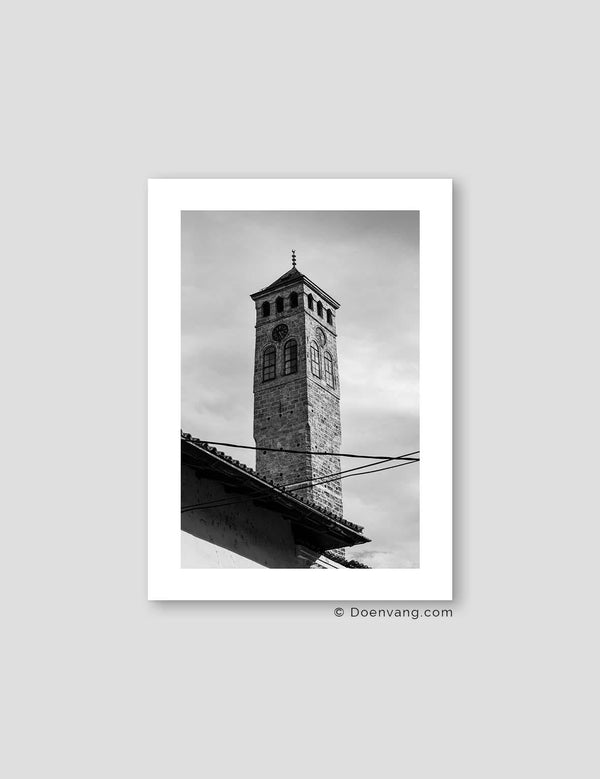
148;178;452;600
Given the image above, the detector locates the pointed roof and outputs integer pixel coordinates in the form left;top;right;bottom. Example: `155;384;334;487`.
252;266;304;296
250;264;340;309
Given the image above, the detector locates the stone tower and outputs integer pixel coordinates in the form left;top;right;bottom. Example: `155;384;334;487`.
250;254;343;519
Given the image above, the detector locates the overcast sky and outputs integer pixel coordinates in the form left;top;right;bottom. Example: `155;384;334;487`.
181;210;419;568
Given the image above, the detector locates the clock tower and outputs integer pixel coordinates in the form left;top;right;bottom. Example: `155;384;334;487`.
250;253;343;519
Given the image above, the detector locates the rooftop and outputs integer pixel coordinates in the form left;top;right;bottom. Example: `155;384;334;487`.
181;431;370;559
250;264;341;309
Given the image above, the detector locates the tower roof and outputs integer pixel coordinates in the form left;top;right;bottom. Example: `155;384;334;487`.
252;266;304;295
250;263;340;309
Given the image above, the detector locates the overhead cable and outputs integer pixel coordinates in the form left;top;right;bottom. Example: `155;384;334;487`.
181;456;419;513
190;438;419;462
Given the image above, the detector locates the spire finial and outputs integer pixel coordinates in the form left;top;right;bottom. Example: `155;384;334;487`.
291;249;296;268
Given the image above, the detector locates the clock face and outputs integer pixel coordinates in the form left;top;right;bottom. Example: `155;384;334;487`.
272;324;289;342
316;327;327;346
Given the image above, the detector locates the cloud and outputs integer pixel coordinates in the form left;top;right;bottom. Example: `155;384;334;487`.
182;210;419;567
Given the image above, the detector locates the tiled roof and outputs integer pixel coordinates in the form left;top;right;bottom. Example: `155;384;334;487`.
181;431;365;535
323;550;371;569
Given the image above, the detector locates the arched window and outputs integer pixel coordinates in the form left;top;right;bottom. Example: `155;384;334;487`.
263;346;276;381
276;296;284;313
310;341;321;378
262;301;270;318
284;339;298;375
326;309;333;325
317;301;323;318
289;291;298;308
307;294;314;310
324;351;335;387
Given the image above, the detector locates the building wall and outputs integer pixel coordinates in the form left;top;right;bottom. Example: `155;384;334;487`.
182;534;265;568
181;463;322;569
182;531;347;569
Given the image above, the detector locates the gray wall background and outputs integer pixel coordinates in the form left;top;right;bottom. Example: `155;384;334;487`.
2;2;597;777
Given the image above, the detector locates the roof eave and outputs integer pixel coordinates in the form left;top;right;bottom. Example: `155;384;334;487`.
301;276;340;309
250;275;340;309
181;437;368;548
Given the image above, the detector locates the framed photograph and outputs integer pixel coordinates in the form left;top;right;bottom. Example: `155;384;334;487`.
148;178;452;600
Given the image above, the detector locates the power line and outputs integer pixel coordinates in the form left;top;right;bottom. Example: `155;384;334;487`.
181;455;419;513
284;456;395;488
190;438;420;462
182;450;417;511
180;440;418;512
293;458;419;490
182;496;267;513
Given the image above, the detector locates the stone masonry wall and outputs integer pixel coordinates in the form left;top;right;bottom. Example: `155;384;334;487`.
305;380;343;516
252;278;343;519
303;305;343;518
253;281;312;488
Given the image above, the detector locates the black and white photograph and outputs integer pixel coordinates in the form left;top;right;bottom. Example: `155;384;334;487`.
148;177;452;600
181;211;420;569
